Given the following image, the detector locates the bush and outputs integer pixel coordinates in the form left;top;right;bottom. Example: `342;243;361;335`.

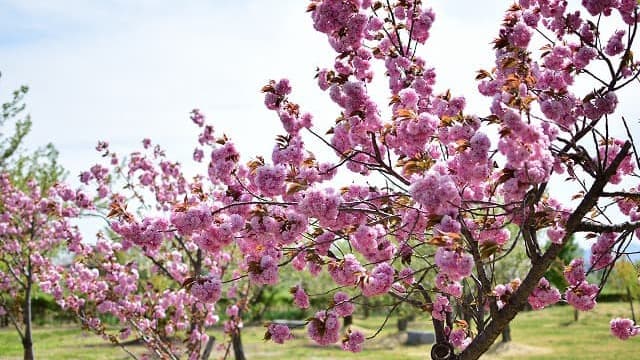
598;293;629;303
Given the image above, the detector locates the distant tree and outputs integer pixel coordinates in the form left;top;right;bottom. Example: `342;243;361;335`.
605;259;639;322
0;78;67;360
544;236;581;290
0;82;31;169
544;236;582;322
491;228;530;343
607;260;640;297
41;140;224;360
0;174;86;360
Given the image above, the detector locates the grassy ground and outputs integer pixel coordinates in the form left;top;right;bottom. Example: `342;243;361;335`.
1;302;639;359
0;326;146;360
484;302;640;360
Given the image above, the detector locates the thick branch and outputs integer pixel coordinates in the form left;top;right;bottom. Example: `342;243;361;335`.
601;191;640;200
459;142;632;360
414;284;448;344
577;220;640;233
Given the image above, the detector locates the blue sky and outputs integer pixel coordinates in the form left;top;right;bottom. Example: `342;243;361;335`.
0;0;509;179
1;1;639;254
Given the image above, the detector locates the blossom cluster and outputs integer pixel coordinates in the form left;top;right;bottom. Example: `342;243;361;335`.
30;0;640;357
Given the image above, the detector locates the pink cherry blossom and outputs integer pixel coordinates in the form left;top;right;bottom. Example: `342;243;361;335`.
610;318;639;340
342;329;365;352
333;292;355;317
566;281;599;311
528;278;561;310
432;295;452;321
307;310;340;346
267;324;294;344
292;285;310;309
191;275;222;303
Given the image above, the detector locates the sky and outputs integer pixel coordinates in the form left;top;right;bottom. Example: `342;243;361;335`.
0;0;507;178
1;1;638;251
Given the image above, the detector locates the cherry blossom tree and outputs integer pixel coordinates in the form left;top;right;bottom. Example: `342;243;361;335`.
0;77;68;360
40;232;222;360
0;174;86;360
39;139;275;360
41;1;640;359
36;140;225;360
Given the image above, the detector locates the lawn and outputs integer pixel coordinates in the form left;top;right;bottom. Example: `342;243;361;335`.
487;302;640;360
1;302;639;359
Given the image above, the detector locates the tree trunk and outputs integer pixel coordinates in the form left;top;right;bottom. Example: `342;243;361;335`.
397;317;408;331
573;309;579;322
462;293;473;326
23;258;34;360
362;297;370;319
458;143;632;360
627;286;636;323
201;336;215;360
501;325;511;343
343;315;353;328
189;249;208;359
232;331;246;360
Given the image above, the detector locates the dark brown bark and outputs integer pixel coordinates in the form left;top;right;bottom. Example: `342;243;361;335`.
501;325;511;343
201;336;215;360
457;142;632;360
343;315;353;328
232;331;246;360
431;343;455;360
397;317;408;331
363;297;370;319
23;257;34;360
189;249;205;358
231;291;246;360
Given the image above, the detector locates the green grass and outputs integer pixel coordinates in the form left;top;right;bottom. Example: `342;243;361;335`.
0;325;146;360
1;303;639;359
491;302;640;359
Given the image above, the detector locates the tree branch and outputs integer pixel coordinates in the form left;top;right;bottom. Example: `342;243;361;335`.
459;141;632;360
577;220;640;233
